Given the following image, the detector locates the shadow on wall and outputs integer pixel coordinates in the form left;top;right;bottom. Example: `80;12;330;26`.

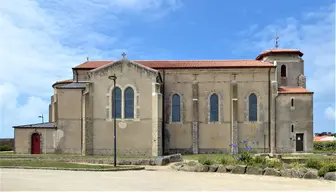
164;127;171;155
53;130;64;154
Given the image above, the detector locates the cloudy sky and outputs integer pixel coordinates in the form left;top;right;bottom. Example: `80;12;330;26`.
0;0;335;138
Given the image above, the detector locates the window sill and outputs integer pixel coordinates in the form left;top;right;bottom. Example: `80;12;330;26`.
106;118;140;122
208;121;221;124
169;121;183;124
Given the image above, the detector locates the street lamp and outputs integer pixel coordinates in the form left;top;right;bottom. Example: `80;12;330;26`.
108;74;117;167
38;114;44;123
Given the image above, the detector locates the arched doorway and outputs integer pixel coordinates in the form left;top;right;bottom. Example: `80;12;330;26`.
31;133;41;154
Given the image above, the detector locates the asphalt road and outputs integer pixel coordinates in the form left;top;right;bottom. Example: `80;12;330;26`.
1;168;335;191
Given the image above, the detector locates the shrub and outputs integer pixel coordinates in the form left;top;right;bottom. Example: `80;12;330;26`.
238;151;253;165
313;141;336;152
318;163;336;177
0;145;12;151
305;159;323;170
230;139;254;165
198;157;214;165
254;156;266;164
220;157;229;165
266;159;283;169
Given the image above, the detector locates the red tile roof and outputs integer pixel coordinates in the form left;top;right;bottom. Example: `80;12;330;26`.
314;136;335;142
73;60;275;69
278;87;313;94
52;79;73;87
256;49;304;60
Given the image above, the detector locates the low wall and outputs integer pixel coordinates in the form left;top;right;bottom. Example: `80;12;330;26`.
0;153;183;166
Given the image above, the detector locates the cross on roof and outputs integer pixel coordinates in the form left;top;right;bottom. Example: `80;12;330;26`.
122;52;126;58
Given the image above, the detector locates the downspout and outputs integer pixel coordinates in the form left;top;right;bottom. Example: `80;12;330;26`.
273;61;278;153
268;68;271;153
274;94;277;152
80;89;83;155
161;70;166;155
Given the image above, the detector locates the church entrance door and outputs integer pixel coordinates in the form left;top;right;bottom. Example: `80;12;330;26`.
31;133;41;154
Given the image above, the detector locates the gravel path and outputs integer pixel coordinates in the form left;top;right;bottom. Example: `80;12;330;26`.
1;168;335;191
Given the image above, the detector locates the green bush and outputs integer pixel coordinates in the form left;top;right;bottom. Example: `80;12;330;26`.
318;163;336;177
220;157;229;165
237;151;253;165
305;159;323;170
198;157;214;165
253;156;267;164
313;141;336;152
266;159;283;169
0;145;12;151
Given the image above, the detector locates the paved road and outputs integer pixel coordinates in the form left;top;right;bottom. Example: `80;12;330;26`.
1;168;335;191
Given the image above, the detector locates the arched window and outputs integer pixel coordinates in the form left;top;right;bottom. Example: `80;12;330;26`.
281;65;287;77
124;87;134;119
172;94;181;122
291;98;294;107
112;87;122;118
291;125;294;132
249;93;257;121
210;94;219;122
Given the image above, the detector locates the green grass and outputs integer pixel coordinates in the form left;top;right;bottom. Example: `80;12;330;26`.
0;153;152;159
183;154;236;165
0;160;128;169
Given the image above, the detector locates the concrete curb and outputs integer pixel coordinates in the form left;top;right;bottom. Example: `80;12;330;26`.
0;166;145;172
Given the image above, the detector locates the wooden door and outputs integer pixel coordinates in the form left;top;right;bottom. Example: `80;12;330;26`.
296;133;304;152
31;133;41;154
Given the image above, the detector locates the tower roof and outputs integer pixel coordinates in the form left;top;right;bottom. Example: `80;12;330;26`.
256;49;304;60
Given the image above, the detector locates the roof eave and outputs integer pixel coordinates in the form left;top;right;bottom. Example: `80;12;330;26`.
278;92;314;94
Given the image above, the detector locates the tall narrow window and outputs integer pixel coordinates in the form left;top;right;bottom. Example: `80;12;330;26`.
210;94;219;122
172;94;181;122
112;87;122;118
124;87;134;119
281;65;287;77
249;93;257;121
291;125;294;132
291;98;294;107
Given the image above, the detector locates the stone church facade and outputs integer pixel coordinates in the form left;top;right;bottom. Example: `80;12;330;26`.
13;49;314;156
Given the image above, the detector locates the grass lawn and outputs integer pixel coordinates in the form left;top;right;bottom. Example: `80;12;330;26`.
0;152;152;159
0;160;134;169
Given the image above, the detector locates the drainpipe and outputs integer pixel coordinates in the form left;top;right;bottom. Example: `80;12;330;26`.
80;90;83;155
161;70;166;155
274;94;278;152
273;60;278;153
268;68;271;153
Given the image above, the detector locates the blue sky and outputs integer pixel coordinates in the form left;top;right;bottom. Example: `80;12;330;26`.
0;0;335;138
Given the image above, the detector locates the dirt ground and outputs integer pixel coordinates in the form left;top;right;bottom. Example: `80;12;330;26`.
1;167;335;191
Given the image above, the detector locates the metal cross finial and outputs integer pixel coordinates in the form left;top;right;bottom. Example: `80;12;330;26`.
275;31;279;49
122;52;126;58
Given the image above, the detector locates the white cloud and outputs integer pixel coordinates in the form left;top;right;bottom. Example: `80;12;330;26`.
236;4;335;99
0;0;181;137
235;3;335;132
324;107;336;121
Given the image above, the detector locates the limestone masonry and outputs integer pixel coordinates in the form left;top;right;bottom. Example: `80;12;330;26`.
13;49;314;156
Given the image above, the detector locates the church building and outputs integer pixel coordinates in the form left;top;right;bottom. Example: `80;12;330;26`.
13;48;314;156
